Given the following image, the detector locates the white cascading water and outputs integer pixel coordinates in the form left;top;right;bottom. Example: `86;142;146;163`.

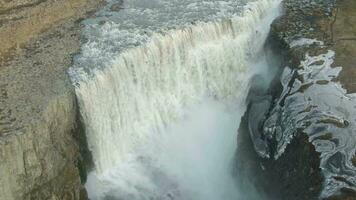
71;0;281;199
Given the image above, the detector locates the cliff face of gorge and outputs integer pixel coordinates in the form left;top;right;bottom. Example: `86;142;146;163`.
0;0;102;199
236;0;356;199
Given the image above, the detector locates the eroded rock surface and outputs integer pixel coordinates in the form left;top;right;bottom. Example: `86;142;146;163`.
237;0;356;199
0;0;102;199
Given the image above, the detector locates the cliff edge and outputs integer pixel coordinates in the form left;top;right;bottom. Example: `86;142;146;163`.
236;0;356;199
0;0;102;199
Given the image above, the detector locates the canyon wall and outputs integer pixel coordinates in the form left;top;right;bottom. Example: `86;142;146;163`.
0;0;102;199
236;0;356;199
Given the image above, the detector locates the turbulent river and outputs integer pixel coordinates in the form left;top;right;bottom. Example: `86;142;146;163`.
69;0;282;199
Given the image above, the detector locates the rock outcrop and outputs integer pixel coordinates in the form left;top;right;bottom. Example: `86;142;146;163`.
236;0;356;199
0;0;102;199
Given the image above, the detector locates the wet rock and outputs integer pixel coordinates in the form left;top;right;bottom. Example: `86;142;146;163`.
236;0;356;199
110;1;124;12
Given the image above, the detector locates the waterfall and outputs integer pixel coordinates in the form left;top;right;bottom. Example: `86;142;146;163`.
70;0;281;199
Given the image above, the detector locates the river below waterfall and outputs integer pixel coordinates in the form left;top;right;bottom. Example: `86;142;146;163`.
69;0;282;199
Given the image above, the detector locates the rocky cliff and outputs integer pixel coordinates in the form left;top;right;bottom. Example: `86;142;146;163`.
236;0;356;199
0;0;102;199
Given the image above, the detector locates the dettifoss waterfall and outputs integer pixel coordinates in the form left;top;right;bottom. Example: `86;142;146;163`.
69;0;282;199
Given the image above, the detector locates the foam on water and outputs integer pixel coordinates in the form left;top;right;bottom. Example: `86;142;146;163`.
69;0;282;199
86;100;247;200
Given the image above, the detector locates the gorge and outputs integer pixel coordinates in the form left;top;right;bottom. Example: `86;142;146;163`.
0;0;355;200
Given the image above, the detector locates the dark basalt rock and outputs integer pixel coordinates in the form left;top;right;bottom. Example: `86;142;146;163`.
236;113;323;200
110;0;124;12
236;0;356;199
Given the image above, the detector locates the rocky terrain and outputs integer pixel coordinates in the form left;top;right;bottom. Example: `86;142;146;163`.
0;0;103;199
236;0;356;199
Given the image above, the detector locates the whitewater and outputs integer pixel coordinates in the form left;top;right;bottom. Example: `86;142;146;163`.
69;0;282;199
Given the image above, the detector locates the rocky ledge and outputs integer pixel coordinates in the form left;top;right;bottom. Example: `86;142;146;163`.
236;0;356;199
0;0;103;199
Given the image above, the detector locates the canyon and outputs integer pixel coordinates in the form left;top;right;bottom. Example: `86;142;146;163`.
0;0;355;199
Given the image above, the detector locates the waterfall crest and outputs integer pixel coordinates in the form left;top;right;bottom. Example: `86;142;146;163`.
70;0;281;199
74;0;280;174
